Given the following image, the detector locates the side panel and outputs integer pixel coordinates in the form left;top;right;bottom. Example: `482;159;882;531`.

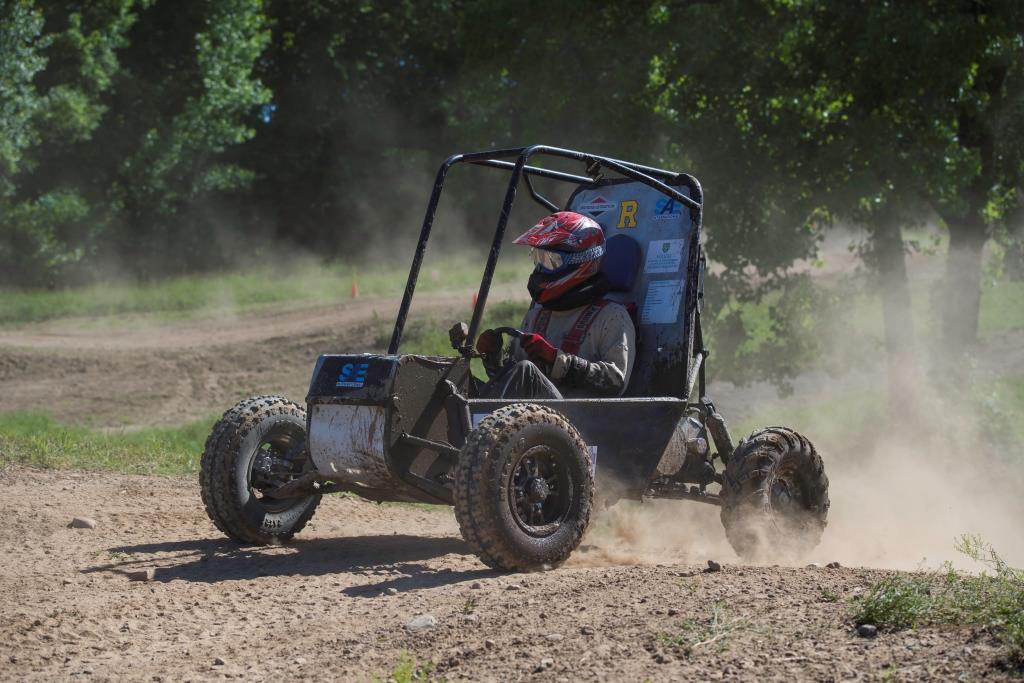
467;398;688;503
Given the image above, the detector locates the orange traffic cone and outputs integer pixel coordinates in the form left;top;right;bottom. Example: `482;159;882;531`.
351;278;359;299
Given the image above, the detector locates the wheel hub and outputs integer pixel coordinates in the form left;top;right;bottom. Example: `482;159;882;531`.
526;477;550;503
509;446;573;536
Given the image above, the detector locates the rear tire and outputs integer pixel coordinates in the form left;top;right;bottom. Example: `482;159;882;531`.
200;395;320;544
720;427;829;561
454;403;594;571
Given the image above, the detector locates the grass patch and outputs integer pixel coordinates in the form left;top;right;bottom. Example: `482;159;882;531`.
852;536;1024;663
0;411;213;476
0;255;532;325
980;279;1024;339
373;652;435;683
658;602;756;655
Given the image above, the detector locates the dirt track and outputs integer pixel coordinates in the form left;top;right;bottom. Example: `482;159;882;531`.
3;465;1015;682
2;293;1023;680
0;293;503;427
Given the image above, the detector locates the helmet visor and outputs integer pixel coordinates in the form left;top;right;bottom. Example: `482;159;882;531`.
531;248;565;274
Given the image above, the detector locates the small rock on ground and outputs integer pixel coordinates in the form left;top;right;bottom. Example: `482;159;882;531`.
385;587;398;596
213;657;226;666
705;560;722;573
827;561;842;569
546;633;563;642
404;614;437;633
70;517;97;529
580;626;595;635
857;624;878;638
126;569;155;582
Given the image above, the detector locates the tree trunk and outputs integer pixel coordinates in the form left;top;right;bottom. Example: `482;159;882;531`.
873;214;920;415
941;217;987;352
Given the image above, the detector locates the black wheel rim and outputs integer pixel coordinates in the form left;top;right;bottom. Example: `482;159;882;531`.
767;461;808;521
508;444;574;537
245;422;309;513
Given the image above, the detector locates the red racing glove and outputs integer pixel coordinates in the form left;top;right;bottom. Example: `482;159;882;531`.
520;332;557;365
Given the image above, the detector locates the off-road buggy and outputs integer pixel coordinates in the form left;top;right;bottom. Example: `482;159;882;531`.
199;145;829;570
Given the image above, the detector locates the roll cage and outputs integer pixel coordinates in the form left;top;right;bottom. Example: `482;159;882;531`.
388;144;709;404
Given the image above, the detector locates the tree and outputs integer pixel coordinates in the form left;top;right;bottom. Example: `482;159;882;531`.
0;0;272;285
785;0;1024;357
239;0;466;254
0;0;139;285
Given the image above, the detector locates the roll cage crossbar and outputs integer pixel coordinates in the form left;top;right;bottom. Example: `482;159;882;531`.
387;145;704;357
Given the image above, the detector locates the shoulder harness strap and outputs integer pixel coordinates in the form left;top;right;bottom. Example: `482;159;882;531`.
560;300;611;355
532;306;552;338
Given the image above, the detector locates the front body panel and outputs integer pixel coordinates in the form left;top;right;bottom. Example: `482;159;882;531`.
306;353;470;503
308;403;390;486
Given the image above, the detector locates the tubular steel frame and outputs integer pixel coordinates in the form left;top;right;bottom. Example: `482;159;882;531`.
387;145;704;357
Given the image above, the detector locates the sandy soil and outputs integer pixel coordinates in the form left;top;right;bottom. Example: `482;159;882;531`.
2;465;1016;682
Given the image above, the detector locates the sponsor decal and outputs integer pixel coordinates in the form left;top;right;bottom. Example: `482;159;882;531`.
653;197;684;221
336;361;370;388
578;195;617;217
617;200;638;228
644;238;685;274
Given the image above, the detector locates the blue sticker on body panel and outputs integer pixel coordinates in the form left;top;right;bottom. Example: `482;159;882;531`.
653;197;684;221
336;362;370;388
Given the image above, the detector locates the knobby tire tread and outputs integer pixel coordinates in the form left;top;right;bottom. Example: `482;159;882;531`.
199;395;320;544
720;426;829;560
454;403;593;572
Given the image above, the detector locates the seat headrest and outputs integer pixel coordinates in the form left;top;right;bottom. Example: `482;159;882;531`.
601;234;642;292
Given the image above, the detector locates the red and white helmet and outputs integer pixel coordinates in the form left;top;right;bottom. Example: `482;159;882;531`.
514;211;605;304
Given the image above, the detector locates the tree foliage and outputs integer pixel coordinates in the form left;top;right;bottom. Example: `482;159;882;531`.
0;0;1021;383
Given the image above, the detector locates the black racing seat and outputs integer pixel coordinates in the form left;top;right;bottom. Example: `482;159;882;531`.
601;234;643;293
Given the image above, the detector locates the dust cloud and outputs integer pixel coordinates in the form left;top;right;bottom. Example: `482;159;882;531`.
579;412;1024;571
579;237;1024;572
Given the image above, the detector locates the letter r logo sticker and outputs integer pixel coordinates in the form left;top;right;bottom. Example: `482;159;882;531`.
617;200;638;228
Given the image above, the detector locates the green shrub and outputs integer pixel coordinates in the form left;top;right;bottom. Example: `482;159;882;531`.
852;536;1024;663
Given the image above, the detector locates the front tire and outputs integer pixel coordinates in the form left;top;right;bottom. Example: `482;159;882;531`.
454;404;594;571
720;427;829;561
200;395;321;544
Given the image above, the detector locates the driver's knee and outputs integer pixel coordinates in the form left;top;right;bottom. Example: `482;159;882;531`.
511;359;539;373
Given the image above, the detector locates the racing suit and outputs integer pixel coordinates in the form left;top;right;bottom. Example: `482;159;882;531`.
486;300;636;399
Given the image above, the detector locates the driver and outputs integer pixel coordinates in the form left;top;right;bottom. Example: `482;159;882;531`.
478;211;636;399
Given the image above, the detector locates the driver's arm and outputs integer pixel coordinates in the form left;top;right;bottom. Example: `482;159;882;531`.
550;305;634;396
